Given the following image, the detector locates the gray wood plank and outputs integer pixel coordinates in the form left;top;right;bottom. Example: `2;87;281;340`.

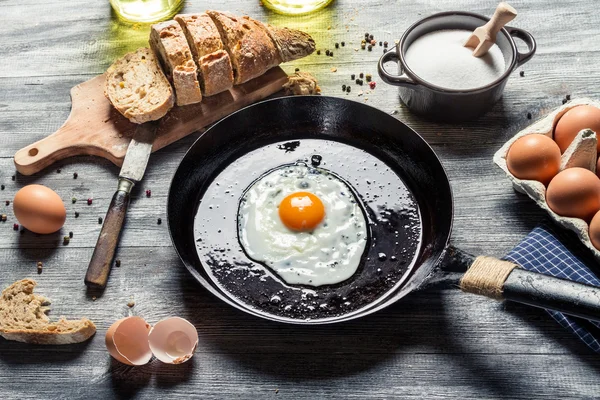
1;0;600;398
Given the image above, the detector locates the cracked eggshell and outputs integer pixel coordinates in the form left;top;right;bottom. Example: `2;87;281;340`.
106;316;153;366
494;98;600;258
148;317;198;364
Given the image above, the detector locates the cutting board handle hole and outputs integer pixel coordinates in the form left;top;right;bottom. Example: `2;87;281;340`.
28;148;39;157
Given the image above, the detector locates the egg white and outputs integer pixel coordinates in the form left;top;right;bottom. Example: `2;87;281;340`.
237;164;368;286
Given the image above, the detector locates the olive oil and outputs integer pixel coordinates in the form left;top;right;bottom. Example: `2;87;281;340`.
110;0;184;23
261;0;334;16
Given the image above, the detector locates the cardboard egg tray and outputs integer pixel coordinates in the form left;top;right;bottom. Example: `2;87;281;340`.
494;97;600;260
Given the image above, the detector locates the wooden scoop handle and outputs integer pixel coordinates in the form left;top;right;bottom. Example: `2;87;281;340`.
484;2;517;37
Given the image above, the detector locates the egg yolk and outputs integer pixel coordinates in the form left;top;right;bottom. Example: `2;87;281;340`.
278;192;325;232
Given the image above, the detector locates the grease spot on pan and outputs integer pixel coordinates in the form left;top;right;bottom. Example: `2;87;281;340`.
193;139;421;322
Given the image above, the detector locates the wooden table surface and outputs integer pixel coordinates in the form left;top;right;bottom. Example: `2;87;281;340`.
1;0;599;398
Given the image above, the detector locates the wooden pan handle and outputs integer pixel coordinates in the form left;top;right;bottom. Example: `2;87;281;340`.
84;179;133;289
460;256;600;322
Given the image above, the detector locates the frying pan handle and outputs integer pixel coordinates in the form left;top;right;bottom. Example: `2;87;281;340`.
460;256;600;322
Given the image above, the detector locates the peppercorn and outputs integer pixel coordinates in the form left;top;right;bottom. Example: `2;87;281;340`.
329;51;333;57
0;185;4;190
346;86;351;93
341;41;345;47
342;84;346;91
384;41;389;47
562;99;567;104
63;236;70;245
351;74;355;80
527;112;532;119
325;50;330;56
72;197;76;204
146;189;151;197
379;41;382;46
317;50;321;55
98;217;103;224
73;172;78;179
359;73;364;79
366;74;372;82
370;39;376;46
295;67;300;72
368;45;372;51
361;39;366;45
519;71;525;77
13;223;18;231
566;94;571;100
57;169;61;173
383;48;387;54
1;214;6;222
11;175;15;181
115;259;121;267
355;79;360;84
364;32;369;38
5;200;9;206
369;81;376;89
69;231;73;238
361;43;366;50
37;264;42;274
127;301;135;308
75;212;79;218
335;43;339;48
369;34;374;40
87;198;92;205
157;218;162;225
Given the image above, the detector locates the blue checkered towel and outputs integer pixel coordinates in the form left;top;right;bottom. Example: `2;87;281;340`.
504;224;600;353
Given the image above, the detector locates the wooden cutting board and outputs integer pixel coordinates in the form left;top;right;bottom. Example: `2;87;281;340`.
14;67;289;175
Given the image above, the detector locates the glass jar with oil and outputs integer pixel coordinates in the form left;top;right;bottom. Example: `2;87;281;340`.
110;0;184;23
262;0;334;16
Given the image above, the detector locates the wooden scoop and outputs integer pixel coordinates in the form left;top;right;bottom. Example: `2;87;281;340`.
464;2;517;57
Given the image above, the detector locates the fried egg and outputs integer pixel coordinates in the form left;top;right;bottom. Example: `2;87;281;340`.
237;164;368;286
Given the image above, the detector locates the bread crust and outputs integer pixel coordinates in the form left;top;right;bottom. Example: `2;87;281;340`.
150;21;202;106
0;279;96;345
175;13;234;96
263;24;316;62
207;10;282;84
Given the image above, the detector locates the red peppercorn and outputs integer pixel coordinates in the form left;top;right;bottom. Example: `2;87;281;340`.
87;198;92;205
369;81;376;89
146;189;152;197
13;223;18;231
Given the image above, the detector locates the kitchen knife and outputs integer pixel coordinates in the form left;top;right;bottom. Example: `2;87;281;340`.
84;121;158;289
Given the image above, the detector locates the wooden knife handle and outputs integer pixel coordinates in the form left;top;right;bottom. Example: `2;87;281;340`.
84;181;132;289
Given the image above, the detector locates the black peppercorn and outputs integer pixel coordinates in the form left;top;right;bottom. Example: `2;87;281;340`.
379;41;382;46
98;217;103;224
368;45;372;51
11;175;15;181
365;32;369;38
335;43;339;48
566;94;571;100
157;218;162;225
73;172;78;179
5;200;9;206
355;79;360;84
519;71;525;77
329;51;333;57
295;67;300;72
346;86;351;93
75;212;79;218
57;169;61;173
342;84;346;91
359;73;364;78
115;259;121;267
527;112;532;119
341;41;345;47
562;99;567;104
325;49;330;56
316;50;321;55
1;185;4;190
351;74;355;80
69;231;73;238
369;34;374;40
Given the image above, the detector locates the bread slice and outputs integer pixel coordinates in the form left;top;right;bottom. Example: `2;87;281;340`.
175;13;234;96
0;279;96;345
207;10;282;85
104;47;174;124
150;20;203;106
262;23;316;63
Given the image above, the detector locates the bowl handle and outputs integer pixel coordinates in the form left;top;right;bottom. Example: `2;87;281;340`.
378;46;417;87
505;26;537;67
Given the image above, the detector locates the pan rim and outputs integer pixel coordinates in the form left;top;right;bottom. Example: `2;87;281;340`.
167;95;454;324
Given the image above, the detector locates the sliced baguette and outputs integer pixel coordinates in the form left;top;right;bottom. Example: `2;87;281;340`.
207;10;282;85
0;279;96;345
262;23;316;62
104;47;174;124
175;13;234;96
150;20;203;106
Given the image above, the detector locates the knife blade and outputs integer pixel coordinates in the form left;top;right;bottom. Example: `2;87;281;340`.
84;121;158;289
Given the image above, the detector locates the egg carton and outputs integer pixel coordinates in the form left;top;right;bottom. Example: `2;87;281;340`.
493;97;600;260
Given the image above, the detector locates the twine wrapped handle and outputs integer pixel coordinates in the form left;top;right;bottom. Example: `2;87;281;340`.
460;256;600;322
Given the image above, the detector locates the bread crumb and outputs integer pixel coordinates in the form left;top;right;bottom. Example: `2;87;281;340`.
330;67;337;72
119;81;125;88
127;301;135;308
283;72;321;96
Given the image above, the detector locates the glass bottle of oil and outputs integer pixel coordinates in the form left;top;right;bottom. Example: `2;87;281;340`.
261;0;334;16
110;0;184;23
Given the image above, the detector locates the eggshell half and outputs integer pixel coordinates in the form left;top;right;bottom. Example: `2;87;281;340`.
106;316;153;366
148;317;198;364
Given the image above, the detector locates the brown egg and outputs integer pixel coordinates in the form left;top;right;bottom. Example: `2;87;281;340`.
506;134;561;184
589;210;600;250
597;157;600;178
554;105;600;153
13;184;66;234
546;167;600;221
